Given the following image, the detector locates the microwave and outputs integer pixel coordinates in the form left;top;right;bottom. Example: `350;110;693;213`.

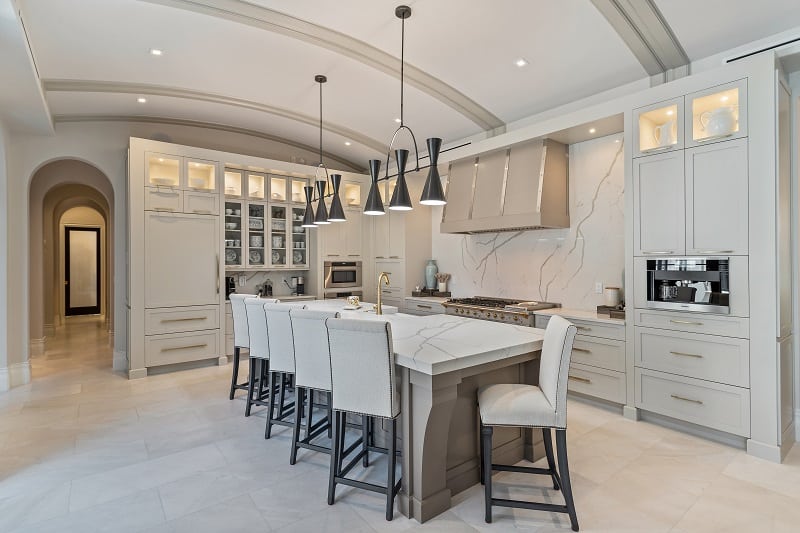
324;261;362;289
645;257;730;314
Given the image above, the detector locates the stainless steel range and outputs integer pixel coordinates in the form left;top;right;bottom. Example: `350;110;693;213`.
442;297;559;326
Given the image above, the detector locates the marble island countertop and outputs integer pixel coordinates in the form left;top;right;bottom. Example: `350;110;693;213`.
535;307;625;326
303;300;544;376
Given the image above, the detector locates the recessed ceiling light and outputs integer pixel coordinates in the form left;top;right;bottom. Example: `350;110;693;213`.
614;139;620;143
344;141;352;146
150;48;163;56
394;118;402;123
589;128;596;134
666;109;674;116
514;58;528;68
137;97;147;103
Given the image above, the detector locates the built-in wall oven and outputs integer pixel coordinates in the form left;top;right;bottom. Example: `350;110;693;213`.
645;257;730;314
323;261;362;290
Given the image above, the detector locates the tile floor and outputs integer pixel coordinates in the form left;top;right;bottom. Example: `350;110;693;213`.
1;316;799;532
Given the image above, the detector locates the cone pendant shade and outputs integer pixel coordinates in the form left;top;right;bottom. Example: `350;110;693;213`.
420;137;446;205
301;185;317;227
314;180;330;224
364;159;385;215
389;149;413;211
328;174;346;222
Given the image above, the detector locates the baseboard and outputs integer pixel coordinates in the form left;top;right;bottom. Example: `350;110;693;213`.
623;404;640;421
794;408;800;443
746;439;783;463
639;409;746;450
0;362;32;391
44;324;55;337
128;367;148;380
781;421;795;461
113;349;127;371
29;337;46;356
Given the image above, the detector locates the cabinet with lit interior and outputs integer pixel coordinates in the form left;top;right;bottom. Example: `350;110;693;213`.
223;168;244;198
269;204;289;267
290;207;308;267
685;79;747;148
223;200;245;269
246;202;267;268
632;97;684;158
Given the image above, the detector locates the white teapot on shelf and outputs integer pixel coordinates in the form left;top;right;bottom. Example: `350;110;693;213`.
699;106;737;138
653;119;676;147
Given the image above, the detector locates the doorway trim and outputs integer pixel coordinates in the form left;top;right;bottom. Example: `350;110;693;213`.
64;226;101;316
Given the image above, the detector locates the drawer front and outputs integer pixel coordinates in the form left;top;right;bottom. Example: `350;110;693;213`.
406;301;445;315
571;337;625;372
635;368;750;437
183;191;219;215
635;309;749;339
571;318;625;341
145;187;183;213
145;330;219;367
635;327;749;387
568;364;626;404
145;306;220;335
533;315;550;329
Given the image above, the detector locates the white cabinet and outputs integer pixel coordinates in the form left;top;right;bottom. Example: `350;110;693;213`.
344;210;363;259
685;138;748;255
372;213;391;259
633;151;685;256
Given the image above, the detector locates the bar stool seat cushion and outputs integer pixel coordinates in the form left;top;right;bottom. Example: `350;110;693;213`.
478;384;558;429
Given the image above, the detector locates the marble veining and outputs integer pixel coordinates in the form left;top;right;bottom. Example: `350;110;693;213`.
432;133;625;310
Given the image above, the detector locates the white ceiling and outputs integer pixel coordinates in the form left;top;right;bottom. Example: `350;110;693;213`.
5;0;800;168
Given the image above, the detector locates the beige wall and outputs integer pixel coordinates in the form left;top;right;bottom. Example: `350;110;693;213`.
0;122;9;389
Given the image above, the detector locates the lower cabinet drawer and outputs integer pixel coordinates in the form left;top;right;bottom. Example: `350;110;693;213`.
634;309;749;339
145;187;182;212
572;336;625;372
635;368;750;437
570;319;625;341
145;330;219;367
635;327;749;387
184;191;219;215
145;306;220;335
406;301;445;315
567;363;626;404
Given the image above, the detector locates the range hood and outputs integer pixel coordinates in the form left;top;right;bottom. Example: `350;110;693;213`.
440;138;569;234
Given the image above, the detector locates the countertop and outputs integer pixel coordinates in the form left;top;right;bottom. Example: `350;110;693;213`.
304;300;544;376
534;307;625;326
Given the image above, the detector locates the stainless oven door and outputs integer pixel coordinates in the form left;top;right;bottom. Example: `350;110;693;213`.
323;261;362;289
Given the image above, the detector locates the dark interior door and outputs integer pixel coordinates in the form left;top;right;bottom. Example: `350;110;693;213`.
65;227;101;316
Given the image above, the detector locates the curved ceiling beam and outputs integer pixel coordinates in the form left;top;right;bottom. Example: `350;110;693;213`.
139;0;506;133
53;113;366;172
43;79;387;156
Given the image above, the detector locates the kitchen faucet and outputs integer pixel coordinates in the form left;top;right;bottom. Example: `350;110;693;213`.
375;271;391;315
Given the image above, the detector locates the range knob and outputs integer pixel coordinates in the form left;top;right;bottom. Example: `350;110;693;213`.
512;316;519;322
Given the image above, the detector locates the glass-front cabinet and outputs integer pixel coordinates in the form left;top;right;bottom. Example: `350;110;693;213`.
224;169;244;197
290;207;308;267
147;154;180;187
247;172;266;201
686;79;747;147
633;98;683;157
269;205;288;266
270;176;288;203
247;203;266;267
291;178;308;204
343;182;362;209
224;200;244;268
186;159;216;191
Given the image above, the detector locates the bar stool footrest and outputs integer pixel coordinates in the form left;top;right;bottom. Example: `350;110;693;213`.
493;498;569;514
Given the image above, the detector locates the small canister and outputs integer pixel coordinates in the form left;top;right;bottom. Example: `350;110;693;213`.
604;286;621;307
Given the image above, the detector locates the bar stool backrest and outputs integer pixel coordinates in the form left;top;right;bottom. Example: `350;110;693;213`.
290;309;340;391
244;298;275;360
229;294;259;348
538;315;577;428
327;318;399;419
263;303;307;373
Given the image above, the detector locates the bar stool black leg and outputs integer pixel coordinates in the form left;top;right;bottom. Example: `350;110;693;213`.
327;393;333;439
542;428;561;490
481;424;493;523
555;429;579;532
327;410;341;505
305;390;314;440
245;358;257;417
256;359;267;402
277;372;287;418
229;347;241;400
265;371;277;439
386;417;397;521
479;422;486;485
290;387;305;465
362;416;370;467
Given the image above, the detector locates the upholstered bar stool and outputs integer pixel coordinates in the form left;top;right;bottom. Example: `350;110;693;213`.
243;297;278;416
478;315;579;531
327;318;401;521
288;309;340;465
228;293;257;400
263;302;306;439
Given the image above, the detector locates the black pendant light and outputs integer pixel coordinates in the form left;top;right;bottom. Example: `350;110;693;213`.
301;185;316;227
389;149;412;211
420;137;446;205
328;174;346;222
314;179;330;225
364;159;385;215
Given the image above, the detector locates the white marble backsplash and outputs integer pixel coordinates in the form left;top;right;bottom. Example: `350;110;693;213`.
430;133;625;310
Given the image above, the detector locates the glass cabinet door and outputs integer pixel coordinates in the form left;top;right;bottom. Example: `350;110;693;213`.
224;169;244;197
224;200;244;268
343;182;362;209
633;98;683;157
269;176;288;203
385;178;397;206
291;178;308;204
269;205;288;266
247;172;266;201
686;79;747;147
147;153;180;187
186;159;216;191
290;207;308;267
246;202;266;267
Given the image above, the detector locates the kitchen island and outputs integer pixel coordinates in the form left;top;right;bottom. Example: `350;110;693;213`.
303;300;545;522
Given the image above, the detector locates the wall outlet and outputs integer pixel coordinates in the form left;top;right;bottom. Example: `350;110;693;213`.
239;275;247;286
595;282;603;294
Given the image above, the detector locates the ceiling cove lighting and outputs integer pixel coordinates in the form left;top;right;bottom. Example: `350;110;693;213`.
137;97;147;103
589;128;596;134
149;48;163;56
368;5;447;213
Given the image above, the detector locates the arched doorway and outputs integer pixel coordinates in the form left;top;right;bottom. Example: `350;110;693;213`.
28;160;115;368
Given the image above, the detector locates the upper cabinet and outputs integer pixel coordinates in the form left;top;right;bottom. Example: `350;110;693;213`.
247;172;266;200
686;79;747;147
291;179;308;204
269;176;288;203
633;98;684;157
147;154;181;187
224;169;244;197
633;151;685;256
148;153;218;192
186;160;216;191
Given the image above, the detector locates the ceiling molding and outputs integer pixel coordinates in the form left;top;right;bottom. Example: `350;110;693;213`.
591;0;689;76
43;78;386;156
138;0;505;133
53;114;366;171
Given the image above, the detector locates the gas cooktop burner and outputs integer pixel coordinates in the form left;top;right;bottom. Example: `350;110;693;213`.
443;297;559;325
446;297;518;308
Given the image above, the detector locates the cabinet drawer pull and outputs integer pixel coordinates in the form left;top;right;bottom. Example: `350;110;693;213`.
161;343;208;352
670;351;703;359
347;254;360;257
375;256;385;259
575;326;591;331
152;190;179;196
642;251;674;255
669;319;704;326
417;304;432;309
572;347;591;353
192;209;213;214
161;317;208;323
568;375;592;384
389;256;400;259
670;394;703;405
153;207;176;212
696;250;733;254
328;254;341;257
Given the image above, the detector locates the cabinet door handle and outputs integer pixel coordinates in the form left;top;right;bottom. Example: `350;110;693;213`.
192;209;213;214
152;190;180;196
568;375;592;384
670;394;703;405
642;251;674;255
572;347;591;353
216;254;220;294
375;256;386;259
417;304;432;309
389;256;400;259
161;317;208;323
575;326;591;331
161;343;208;352
153;207;176;212
328;254;341;257
669;319;703;326
670;351;703;359
696;250;733;254
348;254;360;257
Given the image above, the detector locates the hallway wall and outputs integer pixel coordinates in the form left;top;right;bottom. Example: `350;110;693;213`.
0;121;9;390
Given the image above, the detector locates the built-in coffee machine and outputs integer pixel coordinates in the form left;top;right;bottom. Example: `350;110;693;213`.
646;257;730;314
225;276;236;299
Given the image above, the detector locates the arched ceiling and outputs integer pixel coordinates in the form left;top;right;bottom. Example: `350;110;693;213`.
7;0;800;170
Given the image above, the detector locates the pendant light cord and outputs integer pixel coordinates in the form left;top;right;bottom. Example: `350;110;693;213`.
400;15;405;126
319;80;323;166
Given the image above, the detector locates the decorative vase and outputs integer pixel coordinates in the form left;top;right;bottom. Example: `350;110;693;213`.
438;281;447;293
425;259;438;289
